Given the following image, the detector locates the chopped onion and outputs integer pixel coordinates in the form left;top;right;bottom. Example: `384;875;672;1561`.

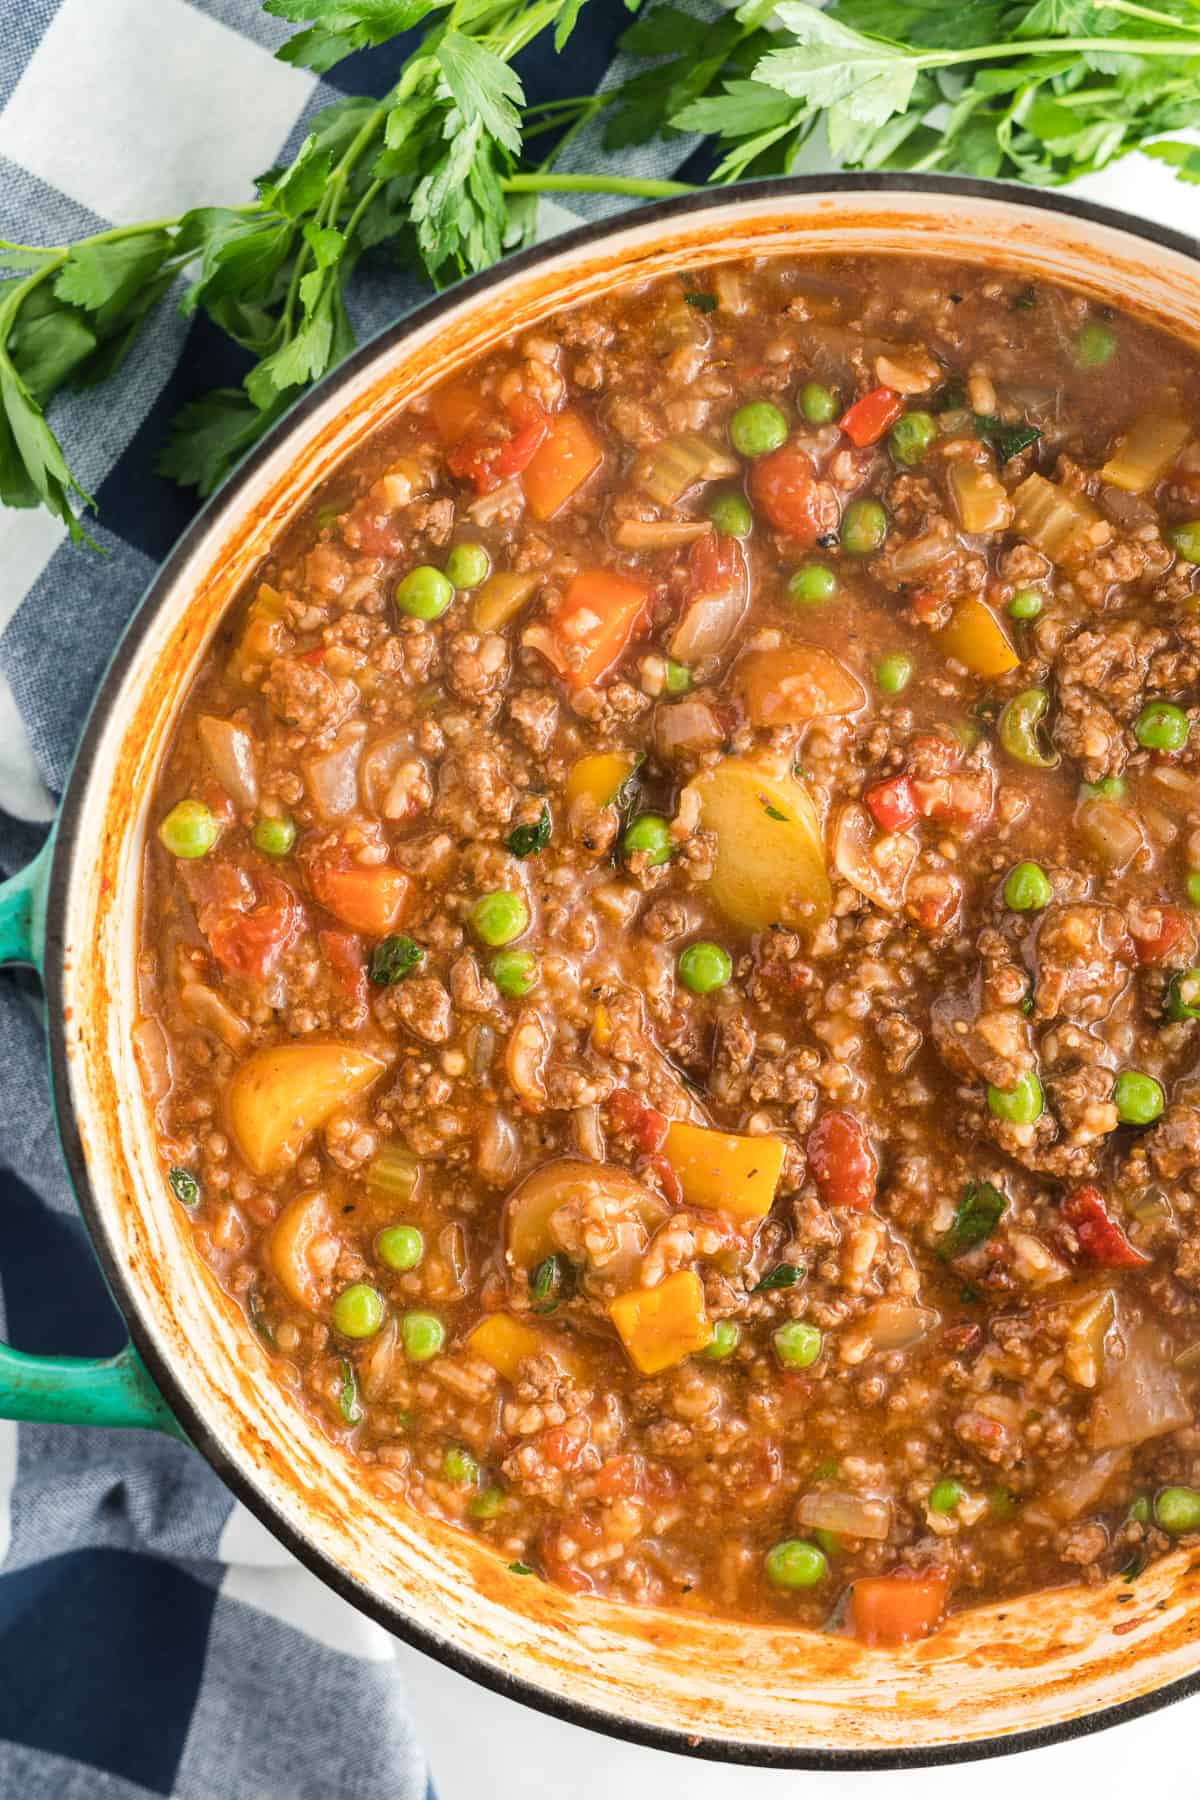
859;1301;938;1352
132;1016;172;1103
179;981;251;1052
1092;1322;1191;1449
668;586;748;663
477;1107;520;1187
1077;796;1143;871
797;1489;892;1541
197;715;258;810
304;732;362;818
613;518;712;550
653;698;724;762
832;801;916;912
1040;1447;1129;1522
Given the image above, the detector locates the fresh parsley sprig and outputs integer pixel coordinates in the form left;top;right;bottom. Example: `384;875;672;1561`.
660;0;1200;186
0;0;688;539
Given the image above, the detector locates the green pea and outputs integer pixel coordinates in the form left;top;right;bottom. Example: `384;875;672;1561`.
702;1319;740;1361
678;941;732;995
443;1446;480;1485
773;1320;822;1370
787;564;836;607
1075;320;1118;369
986;1069;1044;1126
998;687;1059;770
491;947;539;998
401;1310;445;1362
1187;872;1200;909
841;497;888;557
444;542;491;591
331;1283;385;1340
158;799;218;860
471;890;530;947
1135;701;1189;752
664;660;691;696
889;411;936;467
1008;587;1043;621
729;401;789;458
928;1478;965;1514
1127;1494;1152;1525
623;813;672;867
765;1538;828;1590
252;815;296;857
1167;968;1200;1021
396;565;454;621
376;1224;424;1272
1155;1485;1200;1533
799;382;837;425
988;1485;1016;1519
1080;776;1127;802
1003;860;1052;912
876;653;912;696
1113;1069;1165;1126
468;1485;507;1520
1169;521;1200;565
706;490;753;538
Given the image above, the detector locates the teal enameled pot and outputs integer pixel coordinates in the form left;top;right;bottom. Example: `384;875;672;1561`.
4;177;1200;1768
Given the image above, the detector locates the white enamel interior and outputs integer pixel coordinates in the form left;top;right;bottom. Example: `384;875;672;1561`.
57;186;1200;1761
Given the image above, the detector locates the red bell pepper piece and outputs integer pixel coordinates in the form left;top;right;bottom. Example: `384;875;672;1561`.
608;1087;668;1156
1062;1185;1150;1269
1129;904;1190;966
864;772;919;833
839;386;904;449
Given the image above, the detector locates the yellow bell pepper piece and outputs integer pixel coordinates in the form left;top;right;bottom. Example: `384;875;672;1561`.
592;1003;612;1049
935;598;1018;680
564;750;640;811
609;1270;711;1375
662;1120;785;1222
466;1313;545;1381
229;583;289;684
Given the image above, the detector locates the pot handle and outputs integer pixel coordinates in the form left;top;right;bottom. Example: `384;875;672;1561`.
0;839;186;1438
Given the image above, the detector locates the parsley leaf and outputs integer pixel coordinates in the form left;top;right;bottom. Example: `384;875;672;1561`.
974;414;1042;461
506;804;551;858
168;1166;201;1207
753;1262;804;1292
937;1181;1008;1262
368;935;424;985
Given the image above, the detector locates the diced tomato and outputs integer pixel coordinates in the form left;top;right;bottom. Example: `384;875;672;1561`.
608;1087;668;1156
307;860;415;937
1062;1185;1150;1269
848;1569;950;1647
341;503;405;559
839;385;904;449
318;928;367;1007
906;871;962;932
300;646;326;666
748;443;840;543
539;1422;588;1472
544;568;650;688
807;1110;878;1211
205;875;302;984
911;770;994;830
594;1454;640;1500
539;1517;600;1594
1129;904;1191;967
686;530;748;608
644;1150;683;1208
865;772;919;833
447;397;551;497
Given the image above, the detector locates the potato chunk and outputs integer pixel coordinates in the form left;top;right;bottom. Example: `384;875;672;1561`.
686;756;831;931
269;1189;336;1310
228;1043;384;1175
736;644;863;726
504;1157;668;1290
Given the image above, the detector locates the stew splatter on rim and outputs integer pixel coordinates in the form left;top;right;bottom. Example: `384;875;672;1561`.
136;249;1200;1650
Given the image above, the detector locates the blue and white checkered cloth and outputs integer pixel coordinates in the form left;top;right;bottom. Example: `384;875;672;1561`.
0;2;707;1794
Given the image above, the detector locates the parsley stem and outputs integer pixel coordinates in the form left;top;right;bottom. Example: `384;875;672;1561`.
502;173;695;198
1101;0;1200;30
921;33;1200;66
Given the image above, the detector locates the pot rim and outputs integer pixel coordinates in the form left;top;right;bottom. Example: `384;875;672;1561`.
41;172;1200;1768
